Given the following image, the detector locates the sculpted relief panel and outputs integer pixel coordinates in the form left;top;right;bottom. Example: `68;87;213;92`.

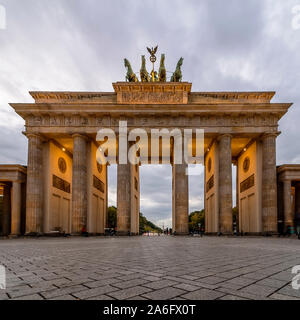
121;92;185;104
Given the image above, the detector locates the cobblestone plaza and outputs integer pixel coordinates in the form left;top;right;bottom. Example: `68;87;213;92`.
0;236;299;300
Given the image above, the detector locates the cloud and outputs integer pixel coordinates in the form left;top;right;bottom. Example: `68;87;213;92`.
0;0;299;226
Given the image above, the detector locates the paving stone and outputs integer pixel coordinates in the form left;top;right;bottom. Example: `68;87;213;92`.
269;293;300;300
112;278;149;289
72;285;119;299
240;284;277;297
219;294;249;300
242;272;268;280
15;294;44;300
142;287;186;300
41;285;88;299
223;277;256;287
143;276;161;282
277;285;300;298
50;294;78;300
84;278;120;288
255;278;288;289
143;279;179;290
173;283;200;291
199;276;227;285
87;295;115;300
108;286;152;300
181;289;225;300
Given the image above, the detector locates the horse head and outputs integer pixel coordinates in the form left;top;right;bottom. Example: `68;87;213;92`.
177;57;184;67
124;58;130;69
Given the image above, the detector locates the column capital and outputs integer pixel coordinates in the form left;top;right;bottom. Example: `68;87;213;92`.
261;132;279;140
72;133;90;141
217;133;232;141
25;132;49;143
12;180;23;184
282;178;292;183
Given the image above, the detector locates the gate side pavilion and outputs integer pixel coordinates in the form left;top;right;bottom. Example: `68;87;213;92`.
9;82;292;236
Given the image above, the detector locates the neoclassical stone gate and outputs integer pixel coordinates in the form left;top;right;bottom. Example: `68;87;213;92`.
10;82;291;235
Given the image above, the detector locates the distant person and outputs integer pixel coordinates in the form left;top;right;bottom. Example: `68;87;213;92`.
278;220;284;237
200;227;204;237
81;226;88;237
286;225;292;237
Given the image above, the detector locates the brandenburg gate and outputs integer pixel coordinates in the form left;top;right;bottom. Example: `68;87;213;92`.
8;50;292;236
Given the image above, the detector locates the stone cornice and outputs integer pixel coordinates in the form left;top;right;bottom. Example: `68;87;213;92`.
27;89;276;105
189;91;275;104
29;91;116;104
10;102;292;117
277;164;300;181
277;164;300;173
0;165;27;183
0;164;27;173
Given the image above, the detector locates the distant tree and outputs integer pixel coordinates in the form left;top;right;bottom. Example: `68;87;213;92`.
232;207;238;223
188;209;205;232
107;206;162;234
139;212;162;234
107;206;117;229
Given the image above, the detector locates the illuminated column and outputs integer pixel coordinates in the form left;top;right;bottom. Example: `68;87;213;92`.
11;181;22;235
172;163;189;235
117;163;131;234
261;134;277;233
26;133;44;234
283;179;293;232
72;134;88;234
235;161;239;233
218;134;233;234
2;183;11;236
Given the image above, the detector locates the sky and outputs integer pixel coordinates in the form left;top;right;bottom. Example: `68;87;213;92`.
0;0;300;228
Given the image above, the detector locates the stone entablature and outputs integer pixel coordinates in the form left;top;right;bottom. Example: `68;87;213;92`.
15;113;283;137
0;165;27;182
11;88;291;135
277;164;300;181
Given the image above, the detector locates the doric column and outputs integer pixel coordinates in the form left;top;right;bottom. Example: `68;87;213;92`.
11;181;21;236
72;134;88;234
2;183;11;236
283;179;293;232
261;134;277;233
172;163;189;235
235;161;239;233
26;133;44;234
117;163;131;234
218;134;233;234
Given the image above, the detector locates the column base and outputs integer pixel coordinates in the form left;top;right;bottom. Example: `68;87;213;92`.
25;232;44;237
116;231;135;236
173;232;189;236
9;234;20;239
